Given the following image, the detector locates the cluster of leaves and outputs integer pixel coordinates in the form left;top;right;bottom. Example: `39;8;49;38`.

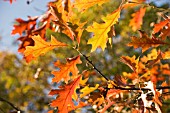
8;0;170;112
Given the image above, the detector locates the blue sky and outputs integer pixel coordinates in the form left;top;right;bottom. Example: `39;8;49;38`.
0;0;51;52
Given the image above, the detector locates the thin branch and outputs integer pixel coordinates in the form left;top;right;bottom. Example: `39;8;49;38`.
75;49;109;81
75;48;170;90
0;97;21;112
0;107;5;113
128;1;170;12
112;86;170;91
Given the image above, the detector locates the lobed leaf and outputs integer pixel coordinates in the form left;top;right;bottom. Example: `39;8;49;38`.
24;35;67;62
49;76;81;113
153;19;170;34
11;17;37;35
120;55;139;73
128;30;166;52
52;56;82;83
87;7;121;52
129;7;146;31
80;84;99;98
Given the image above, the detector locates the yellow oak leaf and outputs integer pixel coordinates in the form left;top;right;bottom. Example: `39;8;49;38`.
24;35;67;62
163;51;170;59
73;0;109;12
87;8;121;52
80;84;99;98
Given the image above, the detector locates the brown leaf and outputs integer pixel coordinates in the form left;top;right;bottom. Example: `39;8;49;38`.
128;30;166;52
120;55;138;72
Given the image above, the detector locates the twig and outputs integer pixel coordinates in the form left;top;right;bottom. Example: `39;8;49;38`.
113;86;170;91
75;48;170;90
128;1;170;12
75;49;109;81
0;107;5;113
0;97;21;112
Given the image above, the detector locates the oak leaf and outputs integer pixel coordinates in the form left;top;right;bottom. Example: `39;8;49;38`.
87;8;121;52
24;35;67;62
153;19;170;34
11;17;37;35
50;5;75;41
129;7;146;31
128;30;166;52
52;56;82;83
73;0;109;12
120;55;139;73
49;76;81;113
160;23;170;40
80;84;99;98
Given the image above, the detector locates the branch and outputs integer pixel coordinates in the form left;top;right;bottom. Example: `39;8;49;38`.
128;1;170;13
113;86;170;91
0;97;21;112
75;49;109;81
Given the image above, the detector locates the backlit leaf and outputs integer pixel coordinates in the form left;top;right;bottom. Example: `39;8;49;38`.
87;8;121;52
24;35;67;62
153;19;170;34
11;17;37;35
129;7;146;31
49;76;81;113
80;84;99;98
160;23;170;40
52;56;82;83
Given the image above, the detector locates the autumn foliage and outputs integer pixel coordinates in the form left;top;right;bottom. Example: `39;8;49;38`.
7;0;170;112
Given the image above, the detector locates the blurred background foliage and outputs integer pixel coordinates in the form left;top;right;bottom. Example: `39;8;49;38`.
0;0;170;113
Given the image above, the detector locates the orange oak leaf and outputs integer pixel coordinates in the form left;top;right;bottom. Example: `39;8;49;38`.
32;12;56;39
87;7;121;52
24;35;67;62
160;23;170;40
129;7;146;31
73;0;109;12
49;76;81;113
153;19;170;34
120;55;139;73
128;30;166;52
52;56;82;83
11;17;37;35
